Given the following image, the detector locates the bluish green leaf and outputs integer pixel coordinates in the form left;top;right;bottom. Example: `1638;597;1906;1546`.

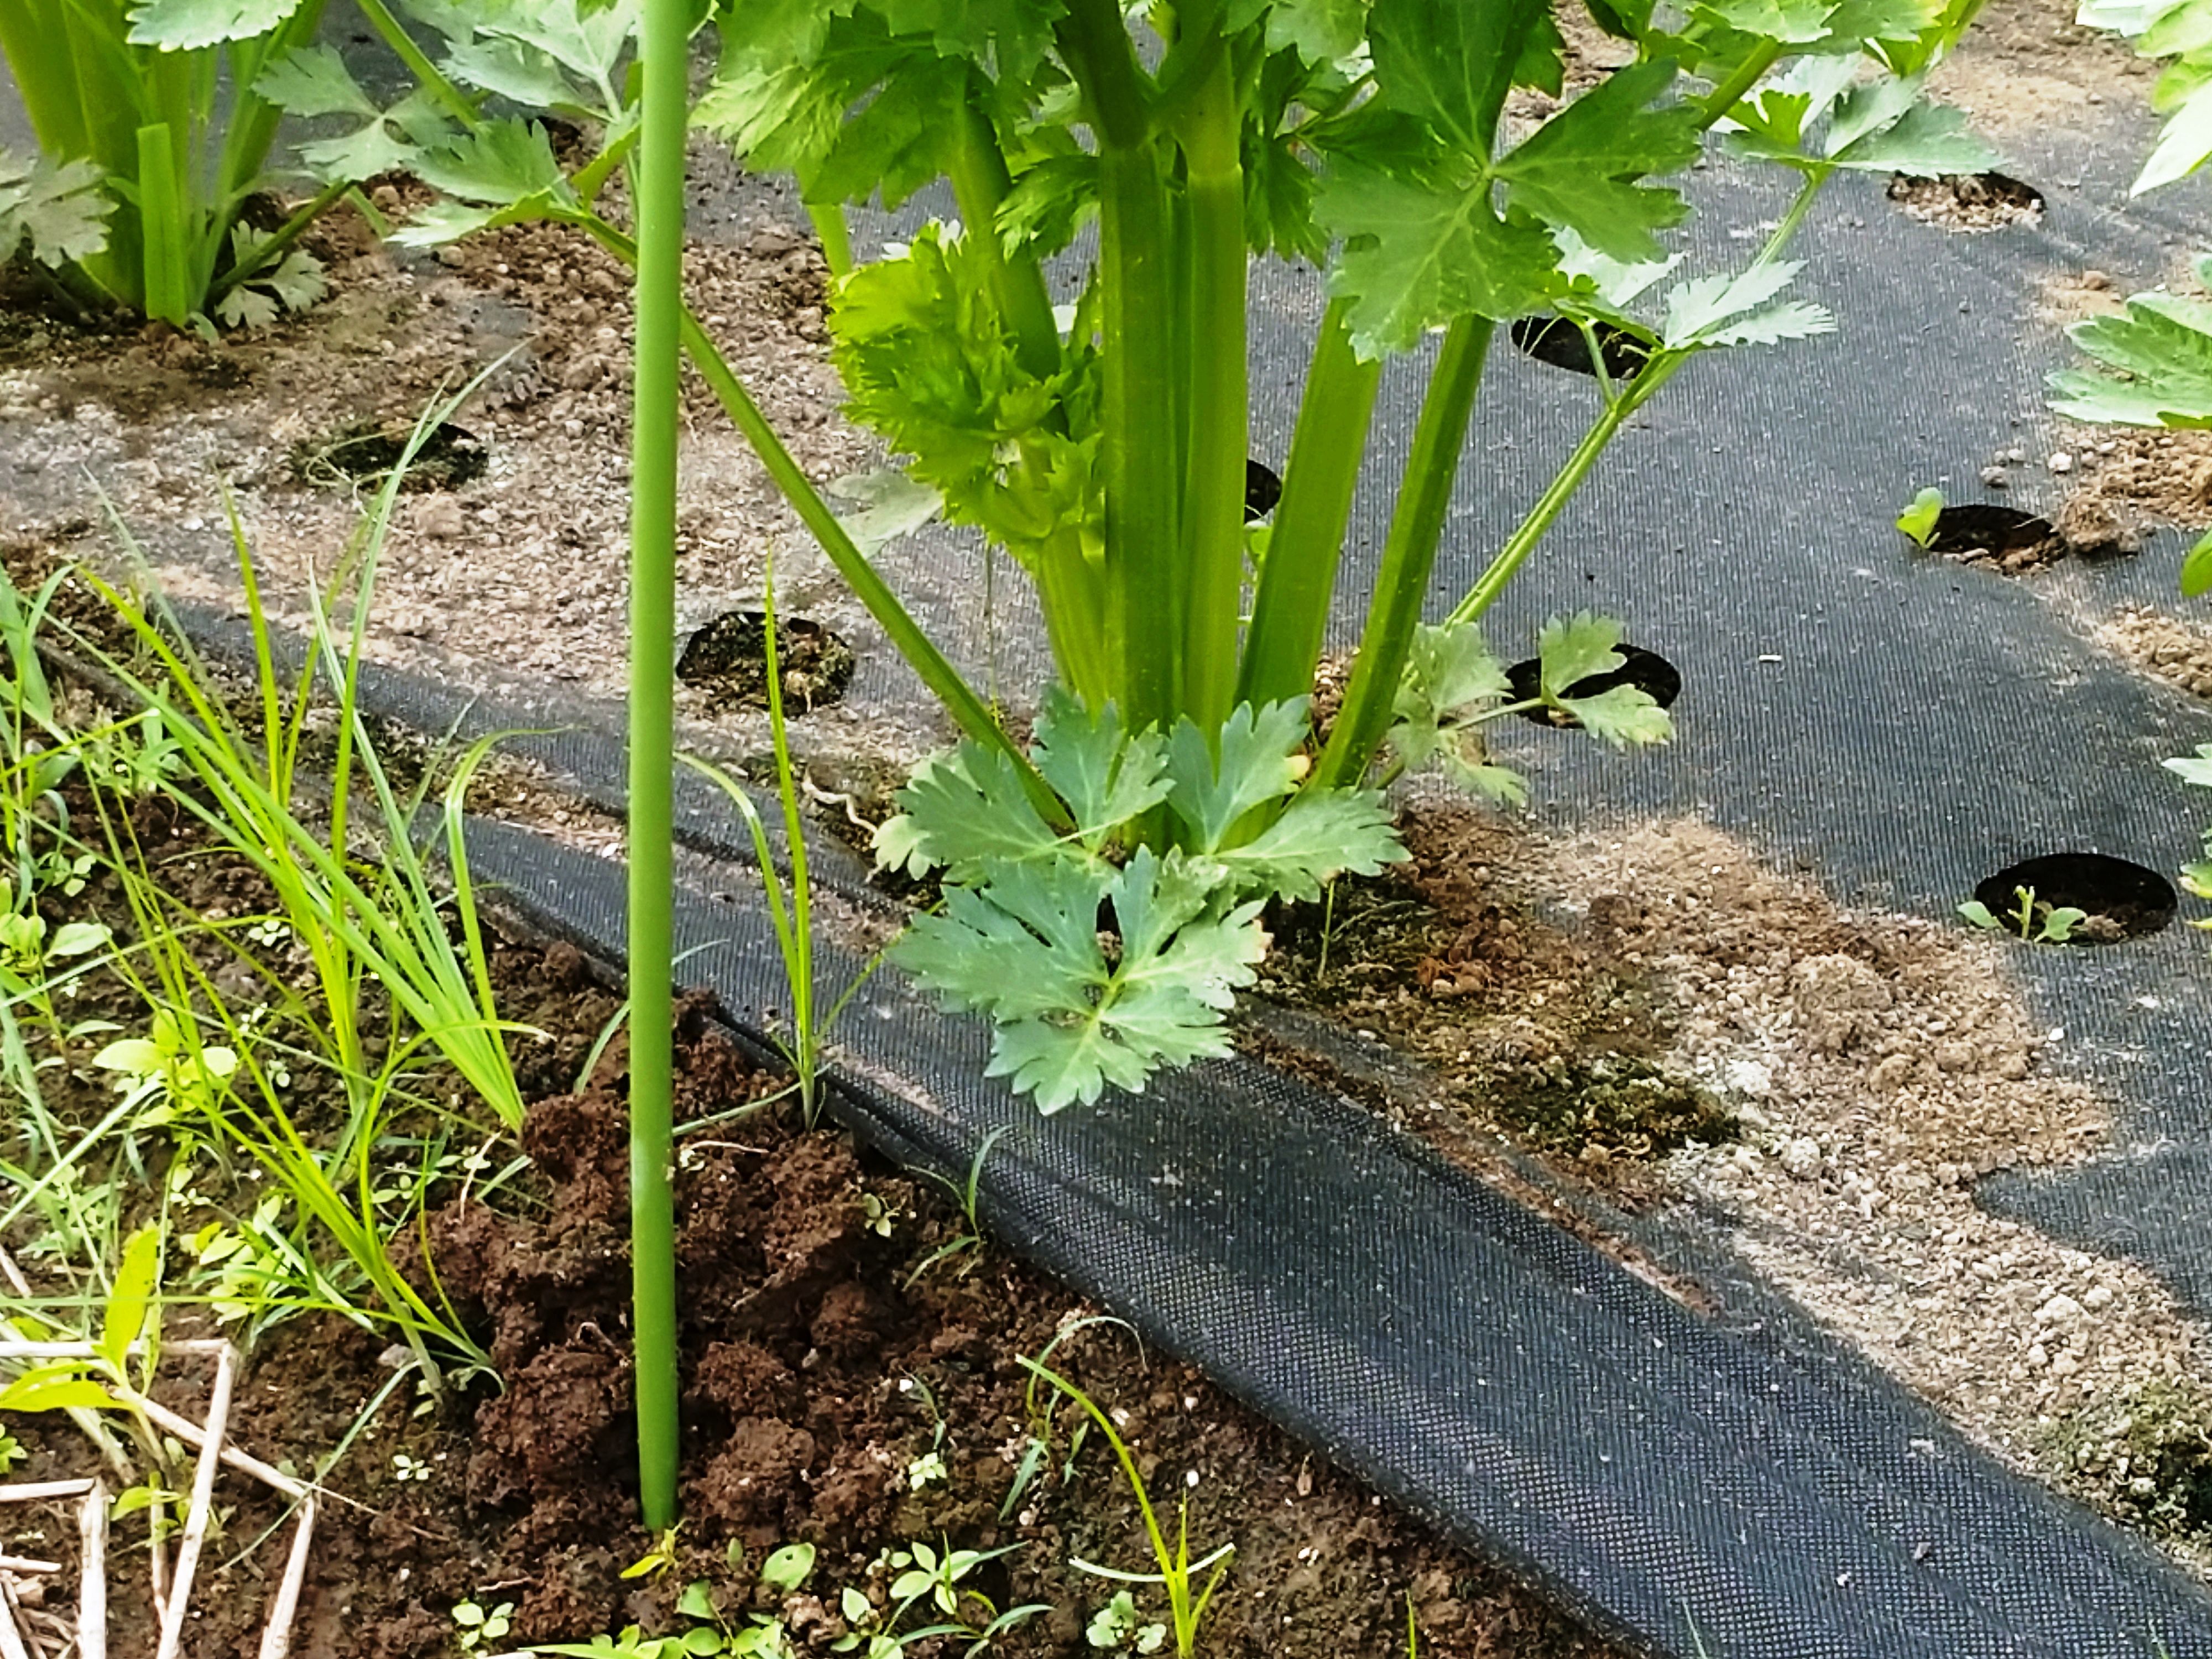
443;36;589;112
128;0;299;50
1164;700;1309;851
1558;684;1672;745
255;46;379;118
1031;688;1171;851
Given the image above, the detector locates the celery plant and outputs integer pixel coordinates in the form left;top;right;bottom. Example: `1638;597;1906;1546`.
353;0;1991;1109
0;0;353;325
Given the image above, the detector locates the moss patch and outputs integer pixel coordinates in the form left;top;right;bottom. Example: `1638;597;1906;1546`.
2044;1378;2212;1537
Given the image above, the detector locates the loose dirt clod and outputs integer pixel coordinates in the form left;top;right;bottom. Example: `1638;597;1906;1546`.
2097;606;2212;701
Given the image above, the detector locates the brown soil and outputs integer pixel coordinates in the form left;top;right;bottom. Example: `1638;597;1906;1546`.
2094;605;2212;700
1928;0;2156;142
2057;426;2212;533
1886;172;2046;232
0;779;1626;1659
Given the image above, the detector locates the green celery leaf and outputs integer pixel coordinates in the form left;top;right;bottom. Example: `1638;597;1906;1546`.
868;0;1065;79
1244;119;1326;264
985;1015;1155;1112
1368;0;1550;159
1031;688;1172;851
389;200;506;248
1663;259;1832;347
999;154;1098;259
1404;620;1512;715
411;119;574;206
255;45;379;118
974;849;1263;1112
0;152;112;269
892;860;1112;1022
720;0;861;60
1691;0;1835;43
1248;0;1374;61
2138;77;2212;191
2184;529;2212;597
1442;752;1529;805
1535;611;1626;696
477;0;639;88
127;0;299;50
811;51;970;211
828;468;942;555
874;743;1071;879
1164;700;1310;852
1823;0;1943;46
1203;789;1407;903
1827;94;1998;173
2050;291;2212;425
2164;742;2212;787
1316;163;1558;356
443;36;589;112
1494;60;1699;260
830;225;1099;566
1557;684;1673;745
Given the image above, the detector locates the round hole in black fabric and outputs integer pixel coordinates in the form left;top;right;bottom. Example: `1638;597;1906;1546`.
1973;853;2177;943
676;611;858;712
1510;315;1653;381
1504;644;1682;729
296;420;488;492
1245;457;1284;522
1886;171;2046;230
1920;504;2056;556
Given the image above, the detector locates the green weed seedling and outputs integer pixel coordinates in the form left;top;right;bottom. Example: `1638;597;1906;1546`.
679;563;883;1131
1896;487;1945;547
833;1537;1046;1659
1018;1354;1232;1659
453;1599;515;1655
2167;744;2212;933
904;1128;1009;1288
1087;1589;1166;1655
535;1542;820;1659
1958;885;2088;945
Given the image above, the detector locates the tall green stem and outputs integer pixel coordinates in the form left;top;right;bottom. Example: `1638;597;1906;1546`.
1097;142;1182;729
1177;48;1248;734
1056;0;1180;727
352;0;482;128
1237;296;1383;709
628;0;686;1533
1313;316;1494;790
947;82;1061;382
